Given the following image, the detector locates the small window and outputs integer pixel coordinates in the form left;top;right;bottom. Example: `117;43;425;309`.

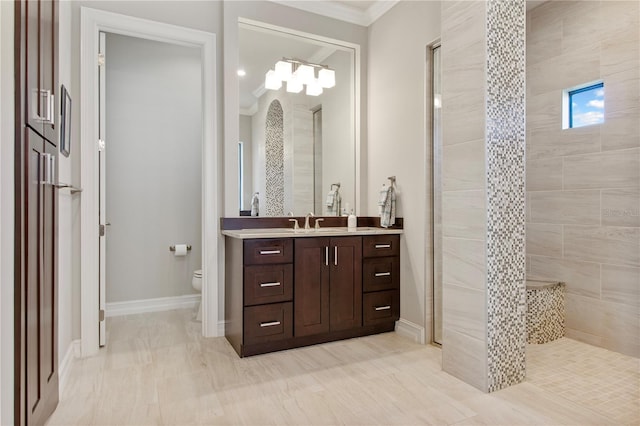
564;82;604;129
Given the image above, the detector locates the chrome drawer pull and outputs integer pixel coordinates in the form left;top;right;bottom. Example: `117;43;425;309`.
260;321;281;327
374;272;391;277
259;250;281;255
374;306;391;311
260;282;281;288
375;244;391;249
325;247;329;266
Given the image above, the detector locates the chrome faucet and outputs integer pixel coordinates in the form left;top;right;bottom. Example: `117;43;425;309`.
304;212;314;230
315;218;324;230
288;218;299;230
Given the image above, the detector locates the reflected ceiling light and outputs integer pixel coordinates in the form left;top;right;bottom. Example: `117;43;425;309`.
265;58;335;96
318;68;335;88
275;60;293;81
265;70;282;90
237;69;246;77
286;75;303;94
306;79;323;96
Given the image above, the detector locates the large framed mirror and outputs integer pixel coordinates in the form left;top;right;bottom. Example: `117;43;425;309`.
237;19;358;217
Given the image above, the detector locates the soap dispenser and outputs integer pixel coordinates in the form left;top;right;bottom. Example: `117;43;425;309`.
347;210;357;231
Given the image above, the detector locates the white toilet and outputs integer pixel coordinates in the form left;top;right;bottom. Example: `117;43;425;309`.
192;269;203;321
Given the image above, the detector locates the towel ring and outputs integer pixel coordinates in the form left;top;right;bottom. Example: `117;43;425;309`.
387;176;396;187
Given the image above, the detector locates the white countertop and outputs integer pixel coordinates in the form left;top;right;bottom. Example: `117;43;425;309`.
222;226;403;239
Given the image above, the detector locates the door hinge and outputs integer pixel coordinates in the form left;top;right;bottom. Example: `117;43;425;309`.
99;224;105;237
98;53;105;66
99;309;105;322
98;139;105;152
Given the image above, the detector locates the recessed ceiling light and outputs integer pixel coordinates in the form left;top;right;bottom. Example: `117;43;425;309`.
237;69;246;77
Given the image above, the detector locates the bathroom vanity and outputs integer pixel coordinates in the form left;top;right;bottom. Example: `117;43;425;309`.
222;222;402;357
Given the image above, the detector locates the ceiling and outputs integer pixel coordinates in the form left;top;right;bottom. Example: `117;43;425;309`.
268;1;547;26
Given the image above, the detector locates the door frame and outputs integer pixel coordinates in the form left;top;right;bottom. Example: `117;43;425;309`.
80;7;219;357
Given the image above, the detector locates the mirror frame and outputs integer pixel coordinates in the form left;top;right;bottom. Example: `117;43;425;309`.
223;4;362;217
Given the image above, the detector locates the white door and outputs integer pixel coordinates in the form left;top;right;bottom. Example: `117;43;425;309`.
98;31;107;346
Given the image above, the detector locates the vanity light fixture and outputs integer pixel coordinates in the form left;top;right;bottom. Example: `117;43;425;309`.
265;58;335;97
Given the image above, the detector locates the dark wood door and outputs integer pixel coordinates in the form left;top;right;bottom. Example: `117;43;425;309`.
329;237;362;331
24;128;59;426
294;237;330;337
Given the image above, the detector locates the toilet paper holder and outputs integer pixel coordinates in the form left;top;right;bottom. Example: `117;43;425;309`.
169;245;192;252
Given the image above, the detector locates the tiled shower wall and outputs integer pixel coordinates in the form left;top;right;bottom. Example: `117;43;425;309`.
441;0;526;392
526;1;640;358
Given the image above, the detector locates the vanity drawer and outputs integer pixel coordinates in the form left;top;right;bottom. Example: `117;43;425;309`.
363;290;399;326
244;302;293;345
363;235;400;258
244;239;293;265
244;264;293;306
363;256;399;292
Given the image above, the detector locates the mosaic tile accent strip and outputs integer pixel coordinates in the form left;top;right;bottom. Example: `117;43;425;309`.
526;281;565;344
265;100;285;216
485;0;527;393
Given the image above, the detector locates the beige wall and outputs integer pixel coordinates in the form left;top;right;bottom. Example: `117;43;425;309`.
367;0;441;339
526;1;640;357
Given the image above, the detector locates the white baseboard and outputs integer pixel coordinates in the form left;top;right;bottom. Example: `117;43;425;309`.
106;294;201;317
59;340;80;395
218;320;226;337
395;318;425;344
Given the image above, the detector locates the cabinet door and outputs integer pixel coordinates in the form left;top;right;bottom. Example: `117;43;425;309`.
329;237;362;331
40;0;58;145
24;127;59;426
22;0;58;145
294;238;330;337
24;0;43;135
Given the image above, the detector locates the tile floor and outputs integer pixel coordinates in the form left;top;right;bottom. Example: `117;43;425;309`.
47;309;639;425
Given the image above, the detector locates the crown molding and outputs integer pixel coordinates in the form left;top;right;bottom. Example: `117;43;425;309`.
365;1;399;25
267;0;399;27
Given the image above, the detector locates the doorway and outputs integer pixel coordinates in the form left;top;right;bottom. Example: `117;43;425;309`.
98;32;203;345
80;8;219;357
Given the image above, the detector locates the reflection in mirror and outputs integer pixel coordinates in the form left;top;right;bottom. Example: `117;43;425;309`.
238;21;356;217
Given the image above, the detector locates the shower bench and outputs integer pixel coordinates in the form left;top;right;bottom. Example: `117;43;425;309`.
526;279;565;344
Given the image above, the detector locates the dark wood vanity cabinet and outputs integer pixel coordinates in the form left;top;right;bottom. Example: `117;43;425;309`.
362;235;400;326
225;234;399;357
294;237;362;337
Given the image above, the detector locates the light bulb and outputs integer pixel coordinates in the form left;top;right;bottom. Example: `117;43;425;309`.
318;68;335;88
264;70;282;90
275;60;292;81
306;79;323;96
286;75;303;93
295;64;315;86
